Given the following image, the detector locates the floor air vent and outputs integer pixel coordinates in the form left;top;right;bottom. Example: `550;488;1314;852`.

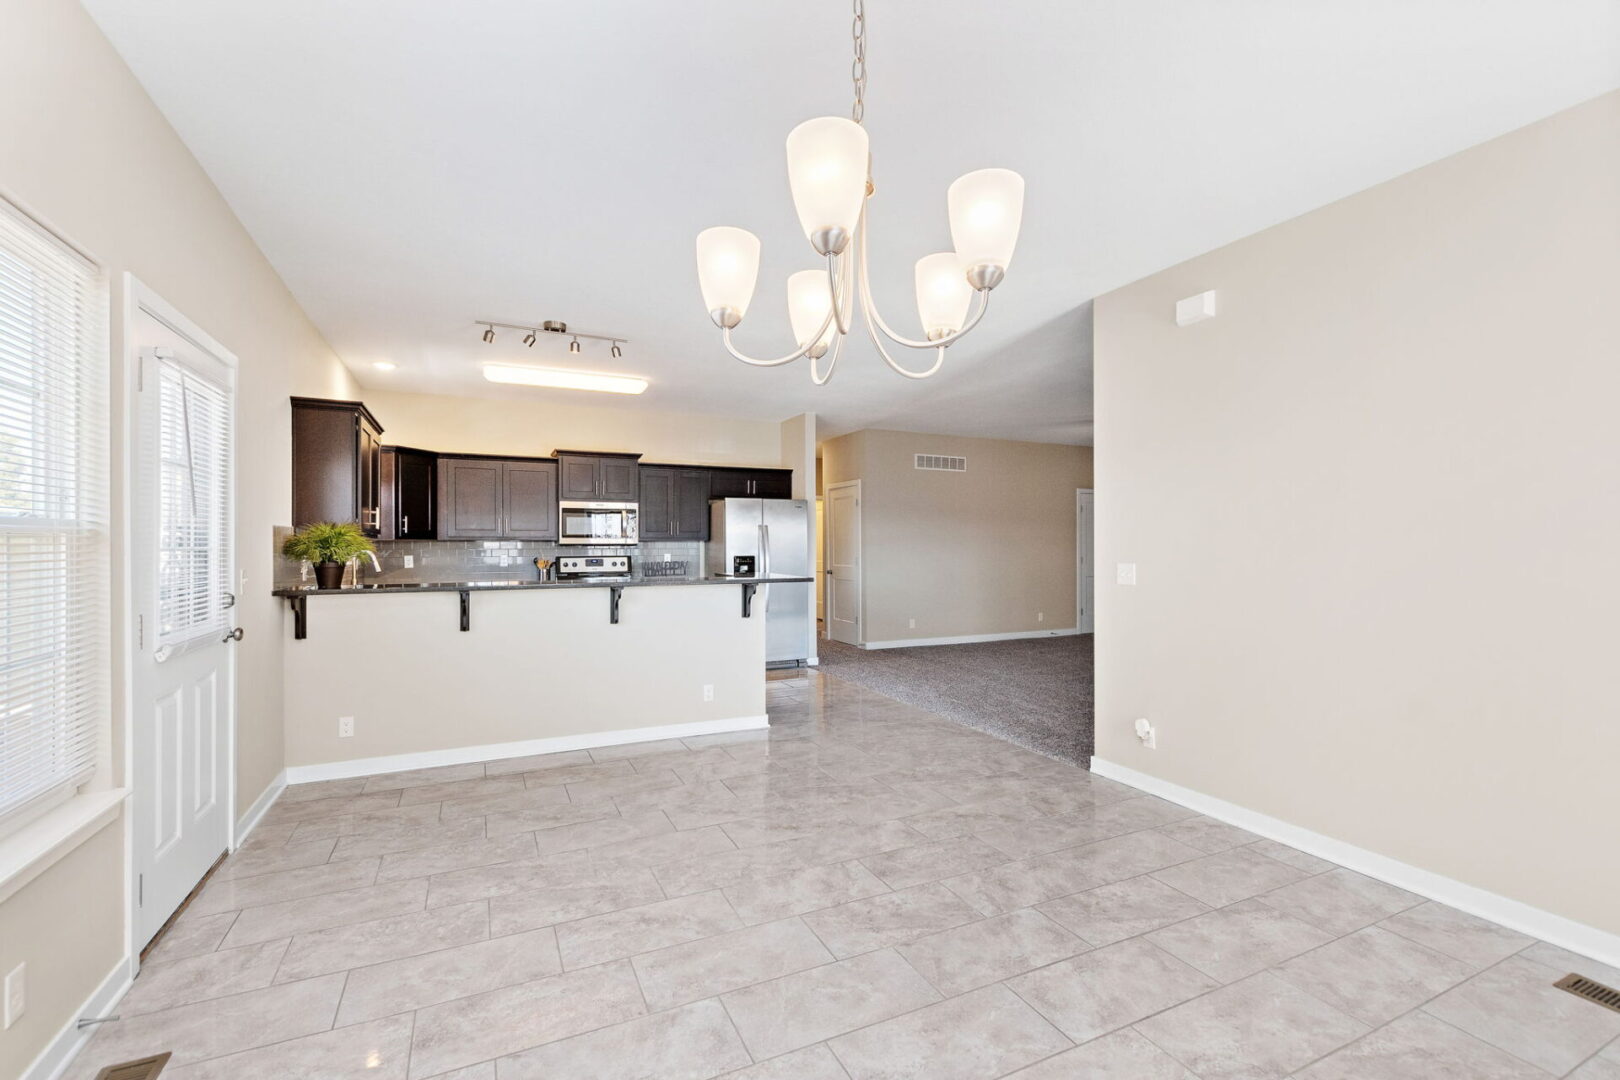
93;1053;171;1080
1555;973;1620;1015
915;454;966;472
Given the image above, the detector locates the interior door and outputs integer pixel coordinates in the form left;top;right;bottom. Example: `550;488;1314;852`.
1077;490;1094;634
130;299;237;952
825;481;861;645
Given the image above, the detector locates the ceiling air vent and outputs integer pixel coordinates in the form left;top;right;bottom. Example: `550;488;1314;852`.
915;454;966;473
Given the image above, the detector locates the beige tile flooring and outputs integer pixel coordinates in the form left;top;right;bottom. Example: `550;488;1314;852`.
69;672;1620;1079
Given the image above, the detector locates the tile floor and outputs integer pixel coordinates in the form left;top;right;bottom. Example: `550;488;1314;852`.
68;672;1620;1079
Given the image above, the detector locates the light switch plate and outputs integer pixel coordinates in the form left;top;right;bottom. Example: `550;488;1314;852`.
1116;563;1137;586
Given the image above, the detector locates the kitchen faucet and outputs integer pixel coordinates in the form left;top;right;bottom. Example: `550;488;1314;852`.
359;550;382;579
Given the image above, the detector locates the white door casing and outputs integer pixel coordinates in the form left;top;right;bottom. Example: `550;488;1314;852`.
1077;489;1094;635
128;284;238;951
825;480;861;646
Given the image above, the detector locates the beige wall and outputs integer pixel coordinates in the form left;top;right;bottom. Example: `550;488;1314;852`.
821;429;1092;644
282;586;764;769
1;0;356;1071
1095;91;1620;938
361;388;784;467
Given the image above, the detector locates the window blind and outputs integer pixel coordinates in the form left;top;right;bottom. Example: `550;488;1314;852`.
0;197;108;829
156;355;231;653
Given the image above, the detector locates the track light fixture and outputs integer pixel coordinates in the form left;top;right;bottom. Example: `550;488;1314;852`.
475;320;631;356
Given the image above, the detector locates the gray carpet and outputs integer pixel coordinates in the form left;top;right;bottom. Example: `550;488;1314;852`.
816;635;1094;764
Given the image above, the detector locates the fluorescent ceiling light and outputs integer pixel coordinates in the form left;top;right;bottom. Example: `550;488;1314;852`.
372;360;397;371
483;363;648;395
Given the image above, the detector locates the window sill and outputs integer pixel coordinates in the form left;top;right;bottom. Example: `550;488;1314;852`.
0;788;127;905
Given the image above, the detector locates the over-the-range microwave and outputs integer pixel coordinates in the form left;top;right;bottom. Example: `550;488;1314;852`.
558;500;638;545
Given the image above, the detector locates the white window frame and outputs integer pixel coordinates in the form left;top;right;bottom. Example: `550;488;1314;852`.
0;190;120;898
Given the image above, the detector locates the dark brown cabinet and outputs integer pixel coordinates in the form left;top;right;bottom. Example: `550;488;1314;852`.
503;461;559;539
437;457;558;540
380;446;436;540
708;467;793;500
291;397;385;536
556;452;641;502
639;466;711;541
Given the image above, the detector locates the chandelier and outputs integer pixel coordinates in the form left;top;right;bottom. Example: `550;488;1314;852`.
694;0;1025;383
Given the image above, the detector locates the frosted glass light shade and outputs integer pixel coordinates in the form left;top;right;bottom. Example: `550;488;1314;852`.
947;168;1025;275
914;253;973;339
785;117;869;252
787;270;837;356
696;226;761;326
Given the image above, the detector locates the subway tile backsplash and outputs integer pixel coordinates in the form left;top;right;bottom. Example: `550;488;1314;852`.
274;536;705;588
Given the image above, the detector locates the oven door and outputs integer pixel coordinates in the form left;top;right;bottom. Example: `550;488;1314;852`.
559;502;639;545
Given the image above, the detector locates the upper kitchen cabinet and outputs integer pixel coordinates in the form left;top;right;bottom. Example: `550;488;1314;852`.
708;467;793;500
640;466;711;540
291;397;384;536
556;451;641;502
379;446;436;540
437;457;558;540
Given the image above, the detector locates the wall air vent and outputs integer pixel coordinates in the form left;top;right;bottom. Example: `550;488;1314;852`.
915;454;967;473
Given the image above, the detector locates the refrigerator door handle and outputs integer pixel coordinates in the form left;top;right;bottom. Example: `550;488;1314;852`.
760;523;772;610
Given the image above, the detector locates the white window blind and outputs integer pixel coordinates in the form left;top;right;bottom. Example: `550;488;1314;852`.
156;356;231;654
0;198;108;829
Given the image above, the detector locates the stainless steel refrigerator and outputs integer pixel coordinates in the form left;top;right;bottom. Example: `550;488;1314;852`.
707;498;811;666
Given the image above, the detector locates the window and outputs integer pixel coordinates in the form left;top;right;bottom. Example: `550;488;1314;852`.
156;357;231;654
0;197;108;831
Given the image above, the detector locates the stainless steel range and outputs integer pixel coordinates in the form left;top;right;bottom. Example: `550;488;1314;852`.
556;554;633;582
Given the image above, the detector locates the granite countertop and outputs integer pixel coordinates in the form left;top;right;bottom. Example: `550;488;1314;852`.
271;574;813;597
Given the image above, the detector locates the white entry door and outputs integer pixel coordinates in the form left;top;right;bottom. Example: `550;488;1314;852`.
1077;489;1094;634
129;286;238;951
825;480;861;645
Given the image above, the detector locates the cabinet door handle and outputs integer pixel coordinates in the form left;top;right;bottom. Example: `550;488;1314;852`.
402;515;409;534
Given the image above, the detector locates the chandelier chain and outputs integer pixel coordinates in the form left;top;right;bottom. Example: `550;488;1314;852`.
851;0;867;124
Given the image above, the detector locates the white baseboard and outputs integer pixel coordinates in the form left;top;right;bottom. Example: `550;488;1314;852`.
283;714;771;785
1090;757;1620;972
26;956;133;1080
862;627;1079;650
234;769;286;849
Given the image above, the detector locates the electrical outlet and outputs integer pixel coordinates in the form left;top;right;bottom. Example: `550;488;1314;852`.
4;962;24;1029
663;553;671;562
908;617;916;629
403;555;414;569
1117;563;1138;586
1133;718;1157;749
1038;612;1045;622
702;685;714;702
338;716;355;738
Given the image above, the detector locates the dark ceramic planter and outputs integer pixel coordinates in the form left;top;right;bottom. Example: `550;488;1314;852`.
313;561;346;589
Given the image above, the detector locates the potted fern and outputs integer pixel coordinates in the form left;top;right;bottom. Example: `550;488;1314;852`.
282;521;375;589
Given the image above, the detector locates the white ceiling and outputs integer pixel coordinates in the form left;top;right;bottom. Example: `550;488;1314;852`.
84;1;1620;445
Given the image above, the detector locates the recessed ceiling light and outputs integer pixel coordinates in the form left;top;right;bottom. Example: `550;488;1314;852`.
372;360;397;371
482;364;648;395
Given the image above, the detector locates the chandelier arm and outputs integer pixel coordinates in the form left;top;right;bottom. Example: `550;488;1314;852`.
825;252;855;336
720;311;835;367
810;322;845;385
862;306;948;379
856;209;991;349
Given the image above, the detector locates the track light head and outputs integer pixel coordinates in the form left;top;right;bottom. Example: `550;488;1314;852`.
611;342;623;359
569;337;581;355
482;325;495;343
523;330;537;347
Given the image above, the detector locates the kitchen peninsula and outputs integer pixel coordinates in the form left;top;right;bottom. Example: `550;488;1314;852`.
277;395;814;783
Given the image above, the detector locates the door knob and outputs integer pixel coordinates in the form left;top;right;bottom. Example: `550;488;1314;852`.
223;627;244;643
